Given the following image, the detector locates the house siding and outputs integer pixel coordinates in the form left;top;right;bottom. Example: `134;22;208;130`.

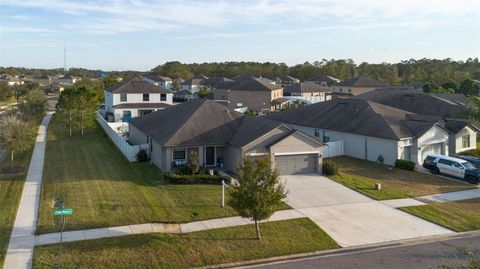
450;126;477;155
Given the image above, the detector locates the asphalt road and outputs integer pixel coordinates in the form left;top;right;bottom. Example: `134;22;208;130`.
238;232;480;269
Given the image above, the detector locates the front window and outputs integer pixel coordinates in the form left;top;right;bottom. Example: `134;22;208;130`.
462;134;470;148
161;93;167;101
173;148;186;160
323;136;330;143
120;93;127;102
143;93;149;101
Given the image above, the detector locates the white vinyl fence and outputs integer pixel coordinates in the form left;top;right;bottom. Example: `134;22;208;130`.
96;113;148;162
323;140;344;158
283;95;332;104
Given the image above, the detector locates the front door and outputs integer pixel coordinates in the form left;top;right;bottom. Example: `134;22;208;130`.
205;147;215;166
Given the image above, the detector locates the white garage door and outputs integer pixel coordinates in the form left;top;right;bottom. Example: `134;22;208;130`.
421;143;444;161
275;154;317;175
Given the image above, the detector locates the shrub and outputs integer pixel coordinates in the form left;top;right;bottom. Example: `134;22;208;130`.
394;159;415;171
135;149;149;162
323;159;339;176
164;173;231;185
186;151;201;175
458;148;480;157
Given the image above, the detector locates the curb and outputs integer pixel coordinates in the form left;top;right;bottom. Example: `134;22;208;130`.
193;230;480;269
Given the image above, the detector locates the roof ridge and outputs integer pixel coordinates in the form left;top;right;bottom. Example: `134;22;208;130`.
163;100;205;146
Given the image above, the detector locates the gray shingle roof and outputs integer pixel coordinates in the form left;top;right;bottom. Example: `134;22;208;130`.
106;76;171;94
268;98;441;140
229;77;282;92
129;99;243;147
338;76;389;87
229;116;284;148
144;75;172;82
356;88;469;118
279;75;299;83
182;75;209;86
306;75;340;84
284;82;330;93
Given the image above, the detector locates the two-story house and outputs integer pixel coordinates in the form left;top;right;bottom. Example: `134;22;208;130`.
104;76;173;122
214;77;284;114
180;74;209;93
143;75;173;90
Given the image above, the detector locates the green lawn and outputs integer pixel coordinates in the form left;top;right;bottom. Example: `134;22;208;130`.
401;198;480;232
38;116;288;234
328;156;474;200
0;98;15;106
33;218;338;269
0;144;35;266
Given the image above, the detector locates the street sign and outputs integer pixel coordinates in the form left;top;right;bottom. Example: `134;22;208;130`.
54;209;73;215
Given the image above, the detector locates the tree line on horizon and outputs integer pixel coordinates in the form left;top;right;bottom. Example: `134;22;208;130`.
1;58;479;88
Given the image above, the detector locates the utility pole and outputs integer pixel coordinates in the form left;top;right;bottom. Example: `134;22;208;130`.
63;45;67;73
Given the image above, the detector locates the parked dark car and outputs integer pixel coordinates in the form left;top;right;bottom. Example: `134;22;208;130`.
423;154;480;184
457;155;480;169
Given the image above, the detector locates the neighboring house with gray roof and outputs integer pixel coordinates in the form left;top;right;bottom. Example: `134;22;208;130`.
269;98;454;165
284;82;331;97
104;76;173;122
144;75;173;90
214;77;284;114
128;99;324;175
278;75;300;86
180;74;209;94
356;87;469;118
333;76;389;96
306;75;341;86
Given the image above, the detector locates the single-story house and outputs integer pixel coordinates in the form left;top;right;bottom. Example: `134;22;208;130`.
269;98;454;165
333;76;389;96
128;99;323;175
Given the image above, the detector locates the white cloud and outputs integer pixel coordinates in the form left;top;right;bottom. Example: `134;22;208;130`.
0;0;478;35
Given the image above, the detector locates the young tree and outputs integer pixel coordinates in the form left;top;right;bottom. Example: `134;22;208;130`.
74;86;98;136
228;156;287;240
195;86;209;99
56;88;78;137
18;89;47;120
0;81;13;102
0;115;36;170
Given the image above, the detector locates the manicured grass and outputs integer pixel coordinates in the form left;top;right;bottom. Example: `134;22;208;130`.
401;198;480;232
33;218;338;269
38;116;288;234
328;156;474;200
0;144;35;266
0;98;15;106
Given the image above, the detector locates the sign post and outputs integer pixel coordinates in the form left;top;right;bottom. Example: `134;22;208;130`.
221;180;229;208
54;197;73;269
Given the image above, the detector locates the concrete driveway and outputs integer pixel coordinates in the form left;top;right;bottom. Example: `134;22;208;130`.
281;175;453;247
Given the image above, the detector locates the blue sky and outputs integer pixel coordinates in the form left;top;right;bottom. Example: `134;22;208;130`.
0;0;479;71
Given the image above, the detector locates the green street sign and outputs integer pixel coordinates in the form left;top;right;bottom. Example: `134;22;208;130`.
54;209;73;215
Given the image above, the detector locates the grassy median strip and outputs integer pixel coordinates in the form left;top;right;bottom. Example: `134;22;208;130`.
0;147;34;266
34;218;338;269
38;116;288;234
328;156;474;200
400;198;480;232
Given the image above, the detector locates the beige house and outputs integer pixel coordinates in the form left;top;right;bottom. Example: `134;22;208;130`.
333;76;389;96
214;77;284;114
128;99;323;175
284;82;331;97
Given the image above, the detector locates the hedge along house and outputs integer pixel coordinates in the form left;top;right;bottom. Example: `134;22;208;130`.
128;99;323;175
269;98;452;166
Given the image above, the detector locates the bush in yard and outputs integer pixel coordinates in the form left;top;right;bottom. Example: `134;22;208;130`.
136;149;149;162
458;148;480;157
186;151;201;175
164;173;231;185
394;159;415;171
322;159;339;175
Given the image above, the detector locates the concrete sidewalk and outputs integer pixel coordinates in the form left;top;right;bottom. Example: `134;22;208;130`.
3;112;53;269
381;188;480;208
35;209;305;246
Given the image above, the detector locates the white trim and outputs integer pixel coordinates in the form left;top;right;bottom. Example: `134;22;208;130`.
246;152;268;156
273;151;319;156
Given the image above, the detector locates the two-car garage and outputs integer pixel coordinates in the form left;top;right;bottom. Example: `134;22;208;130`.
274;154;319;175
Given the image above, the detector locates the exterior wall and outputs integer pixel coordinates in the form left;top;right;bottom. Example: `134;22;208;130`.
227;90;272;112
213;88;229;101
415;126;450;164
269;133;323;174
111;93;173;106
105;91;114;112
287;124;399;165
128;124;148;145
224;146;243;173
244;126;292;154
450;126;477;155
270;89;283;100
